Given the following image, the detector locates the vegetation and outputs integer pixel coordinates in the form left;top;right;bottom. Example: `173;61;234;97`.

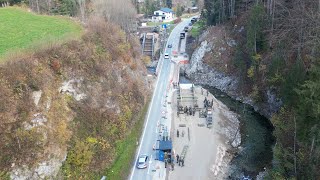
0;17;149;178
105;102;148;179
174;3;183;17
202;0;320;179
146;20;174;27
0;7;82;59
190;20;205;37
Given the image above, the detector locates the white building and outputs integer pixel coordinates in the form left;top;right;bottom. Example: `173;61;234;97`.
152;8;174;22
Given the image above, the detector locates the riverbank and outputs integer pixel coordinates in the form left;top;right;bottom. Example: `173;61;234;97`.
168;84;241;179
206;86;274;178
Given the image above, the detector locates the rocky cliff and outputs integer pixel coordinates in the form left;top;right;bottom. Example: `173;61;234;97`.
185;27;282;118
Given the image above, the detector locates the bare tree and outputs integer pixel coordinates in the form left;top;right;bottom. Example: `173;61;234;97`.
93;0;137;33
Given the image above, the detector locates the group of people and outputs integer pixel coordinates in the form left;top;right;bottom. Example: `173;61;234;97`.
183;106;195;116
201;87;209;96
176;129;185;138
173;82;180;89
203;97;213;108
176;154;185;167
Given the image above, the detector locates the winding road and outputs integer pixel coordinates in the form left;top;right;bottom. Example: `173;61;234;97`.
129;18;192;180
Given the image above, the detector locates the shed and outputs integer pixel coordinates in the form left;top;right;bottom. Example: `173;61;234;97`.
158;140;172;150
155;140;172;162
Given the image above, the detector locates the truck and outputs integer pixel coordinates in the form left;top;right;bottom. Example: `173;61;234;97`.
180;32;185;39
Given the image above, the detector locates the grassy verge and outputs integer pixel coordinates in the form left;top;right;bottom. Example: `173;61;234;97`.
105;101;150;180
0;7;82;60
147;20;174;27
181;13;199;19
190;20;205;38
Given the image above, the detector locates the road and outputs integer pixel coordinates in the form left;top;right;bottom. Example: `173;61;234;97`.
129;19;192;180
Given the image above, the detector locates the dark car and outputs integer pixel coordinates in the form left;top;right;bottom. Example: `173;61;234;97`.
136;155;148;169
167;44;172;48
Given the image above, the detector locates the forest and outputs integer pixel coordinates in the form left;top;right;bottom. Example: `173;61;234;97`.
202;0;320;179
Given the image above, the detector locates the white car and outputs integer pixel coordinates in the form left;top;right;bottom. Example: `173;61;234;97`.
136;155;149;169
164;53;169;59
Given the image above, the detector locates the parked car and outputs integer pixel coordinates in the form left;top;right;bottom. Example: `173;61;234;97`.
184;26;189;32
136;155;149;169
167;44;172;48
180;32;185;39
164;53;170;59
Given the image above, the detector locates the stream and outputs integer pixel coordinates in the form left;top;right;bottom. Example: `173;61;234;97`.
179;76;275;179
205;86;275;179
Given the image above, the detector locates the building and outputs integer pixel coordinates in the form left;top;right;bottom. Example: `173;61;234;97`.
152;8;174;22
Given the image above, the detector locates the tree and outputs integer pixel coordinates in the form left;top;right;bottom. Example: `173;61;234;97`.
246;4;267;55
166;0;172;8
93;0;137;33
175;3;182;17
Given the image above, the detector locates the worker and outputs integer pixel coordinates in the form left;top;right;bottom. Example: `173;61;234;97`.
171;162;175;171
176;154;180;162
181;159;184;167
165;159;167;168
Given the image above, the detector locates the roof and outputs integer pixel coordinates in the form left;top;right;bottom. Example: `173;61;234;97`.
160;8;173;13
158;140;172;150
138;155;147;162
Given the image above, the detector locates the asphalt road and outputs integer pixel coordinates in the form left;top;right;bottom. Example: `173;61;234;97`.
129;19;192;180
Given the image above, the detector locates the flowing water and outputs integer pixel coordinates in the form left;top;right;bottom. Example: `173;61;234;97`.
205;87;275;178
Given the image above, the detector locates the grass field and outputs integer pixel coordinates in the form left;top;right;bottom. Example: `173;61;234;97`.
0;7;82;59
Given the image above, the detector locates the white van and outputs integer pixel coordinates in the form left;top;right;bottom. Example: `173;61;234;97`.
164;53;169;59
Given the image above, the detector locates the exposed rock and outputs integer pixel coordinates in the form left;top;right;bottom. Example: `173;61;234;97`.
10;158;63;180
226;39;237;47
23;113;47;130
185;40;282;118
59;78;87;101
32;90;42;107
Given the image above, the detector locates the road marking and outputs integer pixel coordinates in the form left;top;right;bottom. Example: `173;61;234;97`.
129;18;193;180
147;155;153;175
129;37;166;180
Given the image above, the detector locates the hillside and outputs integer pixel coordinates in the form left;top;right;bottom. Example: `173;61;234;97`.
0;16;150;179
0;7;82;59
187;0;320;179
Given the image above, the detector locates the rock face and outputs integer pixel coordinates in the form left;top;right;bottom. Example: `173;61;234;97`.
10;159;64;180
185;39;282;118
